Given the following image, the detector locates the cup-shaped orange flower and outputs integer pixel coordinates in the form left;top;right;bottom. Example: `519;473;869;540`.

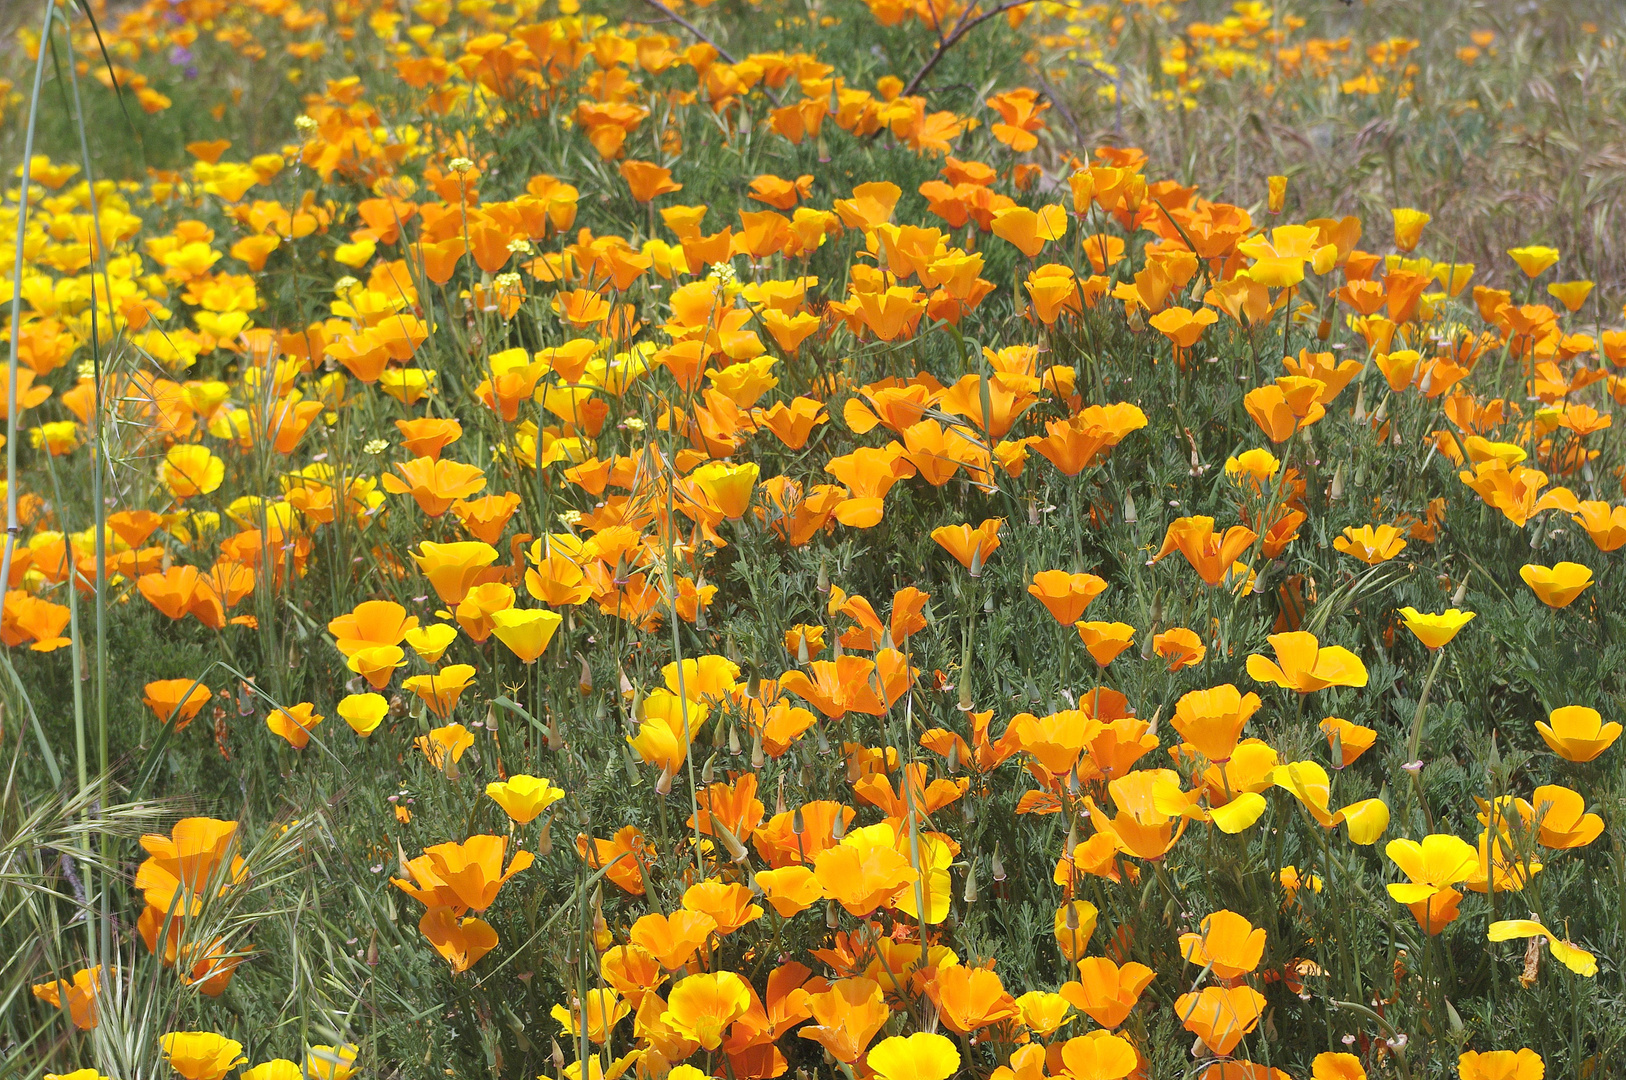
1333;524;1406;565
160;1032;248;1080
1028;570;1108;625
418;908;499;973
631;908;718;970
691;460;760;520
1153;516;1257;587
1244;378;1325;443
620;160;681;203
661;971;751;1050
1519;562;1593;608
1311;1053;1367;1080
267;703;322;749
1059;957;1156;1029
1174;984;1266;1057
681;880;763;936
627;690;709;786
1149;304;1218;355
1535;705;1620;762
143;678;212;731
1319;717;1377;766
450;492;522;544
1075;621;1134;666
404;623;458;663
1178;909;1266;979
382;456;487;517
1085;769;1201;861
1386;834;1478;933
337;693;388;736
31;966;102;1029
813;821;918;915
932;518;1003;575
755;865;824;917
794;977;888;1063
396;417;463;459
1057;1031;1137;1080
1526;784;1604;849
417;834;533;913
1172;684;1261;763
1152;627;1206;671
1572;501;1626;552
930;964;1019;1034
347;644;406;689
1052;900;1099;960
1391;207;1430;251
163;445;226;499
490;608;563;663
989;204;1067;257
415;722;474;773
485;774;564;823
1396;607;1474;649
1247;631;1368;692
866;1032;961;1080
1508;245;1560;278
412;541;500;605
1458;1049;1547;1080
328;600;418;658
402;665;477;719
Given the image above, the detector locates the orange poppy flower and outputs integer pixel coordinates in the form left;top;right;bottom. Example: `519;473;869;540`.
1247;632;1368;692
1332;524;1407;564
778;649;914;719
382;456;488;517
990;204;1067;257
1535;705;1620;762
620;160;682;202
1086;769;1200;861
1153;516;1257;587
1060;957;1155;1029
661;972;751;1051
395;417;463;459
142;678;213;731
1075;621;1135;666
1244;377;1326;443
1458;1050;1546;1080
1172;685;1261;763
418;908;498;974
631;909;718;970
813;821;918;915
577;826;655;895
931;518;1003;574
681;880;763;936
1572;501;1626;551
1178;910;1266;978
1028;570;1108;625
930;965;1019;1034
31;965;102;1030
266;702;323;749
401;664;477;718
412;541;500;604
867;1032;961;1080
1153;627;1206;671
1319;717;1378;766
1518;561;1593;608
1175;985;1266;1056
796;977;889;1063
328;600;418;657
395;834;534;914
